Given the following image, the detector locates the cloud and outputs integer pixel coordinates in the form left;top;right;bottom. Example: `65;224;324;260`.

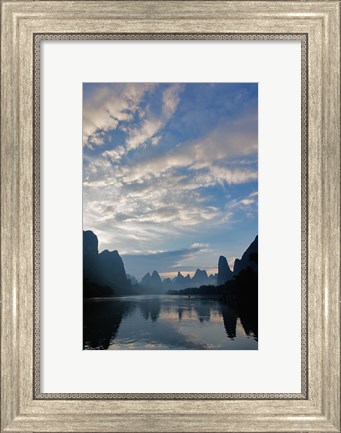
124;84;183;152
125;117;162;151
83;164;233;240
228;191;258;210
83;83;185;172
162;83;183;118
102;146;126;162
83;157;256;262
239;199;254;206
119;110;257;184
83;83;155;148
151;135;162;146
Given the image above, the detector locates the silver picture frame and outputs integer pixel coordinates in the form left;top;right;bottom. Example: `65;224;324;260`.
1;2;340;432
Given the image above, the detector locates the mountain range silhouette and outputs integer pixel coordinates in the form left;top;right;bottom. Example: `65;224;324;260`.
83;230;258;298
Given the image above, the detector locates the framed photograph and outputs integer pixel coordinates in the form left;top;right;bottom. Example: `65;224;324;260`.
82;81;259;353
1;1;340;432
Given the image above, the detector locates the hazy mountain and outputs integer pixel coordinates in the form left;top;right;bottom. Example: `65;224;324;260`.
83;230;114;297
170;272;186;289
126;274;138;286
151;270;162;289
83;230;101;283
208;273;218;285
141;270;162;292
233;235;258;275
174;271;186;284
98;249;130;293
217;256;233;285
162;277;173;291
192;269;209;286
83;230;131;297
141;272;151;285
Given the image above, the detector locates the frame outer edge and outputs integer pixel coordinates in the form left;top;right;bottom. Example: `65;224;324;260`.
1;1;340;432
320;2;340;429
1;2;21;432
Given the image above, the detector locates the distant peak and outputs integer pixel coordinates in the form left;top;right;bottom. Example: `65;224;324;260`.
100;249;120;257
194;268;207;276
217;254;233;284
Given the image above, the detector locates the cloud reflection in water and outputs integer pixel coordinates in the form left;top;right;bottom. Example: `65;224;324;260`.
83;295;257;350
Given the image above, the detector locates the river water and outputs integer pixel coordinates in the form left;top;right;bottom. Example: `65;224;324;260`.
83;294;257;350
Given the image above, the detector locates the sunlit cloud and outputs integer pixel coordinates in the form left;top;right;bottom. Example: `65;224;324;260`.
83;83;155;148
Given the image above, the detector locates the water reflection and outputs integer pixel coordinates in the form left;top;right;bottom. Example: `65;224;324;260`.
83;295;258;350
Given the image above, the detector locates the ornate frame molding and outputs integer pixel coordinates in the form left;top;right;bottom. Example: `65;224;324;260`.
1;2;339;432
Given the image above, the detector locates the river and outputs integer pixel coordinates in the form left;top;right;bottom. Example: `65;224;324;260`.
83;294;257;350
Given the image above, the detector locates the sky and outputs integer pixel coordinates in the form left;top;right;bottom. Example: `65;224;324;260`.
83;83;258;280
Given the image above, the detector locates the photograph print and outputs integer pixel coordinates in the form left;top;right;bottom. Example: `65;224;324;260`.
83;83;258;350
